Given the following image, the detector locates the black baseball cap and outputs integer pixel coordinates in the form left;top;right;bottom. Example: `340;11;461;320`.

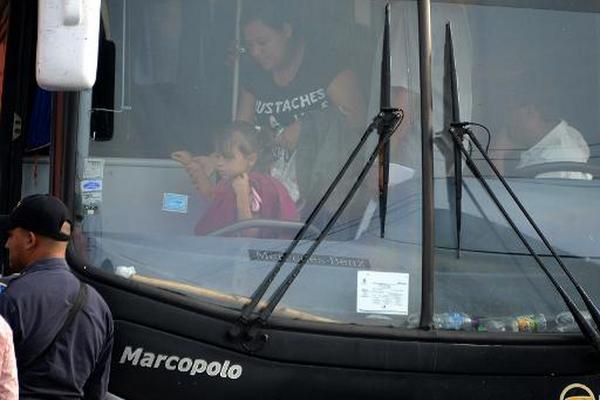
0;194;72;241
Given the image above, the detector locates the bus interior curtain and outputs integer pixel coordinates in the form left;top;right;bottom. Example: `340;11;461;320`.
0;1;37;212
25;88;52;151
0;0;37;273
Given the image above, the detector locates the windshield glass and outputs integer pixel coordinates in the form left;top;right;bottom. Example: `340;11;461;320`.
75;0;423;327
430;1;600;333
72;0;600;336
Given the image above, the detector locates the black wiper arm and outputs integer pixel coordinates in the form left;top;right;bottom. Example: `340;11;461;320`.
228;4;402;350
449;124;600;351
378;3;392;238
256;110;402;327
229;110;403;351
229;109;403;351
230;114;384;339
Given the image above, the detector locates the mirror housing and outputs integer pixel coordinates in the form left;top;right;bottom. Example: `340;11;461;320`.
36;0;101;90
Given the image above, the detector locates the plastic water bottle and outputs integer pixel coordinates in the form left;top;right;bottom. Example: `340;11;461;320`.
475;317;518;332
434;312;473;331
555;311;592;333
515;314;547;332
406;313;420;329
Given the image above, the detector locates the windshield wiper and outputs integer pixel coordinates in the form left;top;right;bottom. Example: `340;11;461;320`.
443;23;463;258
378;2;392;239
229;4;402;351
448;123;600;351
442;20;600;350
435;23;464;259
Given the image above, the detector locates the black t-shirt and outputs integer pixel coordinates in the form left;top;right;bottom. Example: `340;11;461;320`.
241;44;342;130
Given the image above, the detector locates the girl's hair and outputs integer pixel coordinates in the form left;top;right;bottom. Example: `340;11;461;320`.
215;121;275;173
241;0;303;40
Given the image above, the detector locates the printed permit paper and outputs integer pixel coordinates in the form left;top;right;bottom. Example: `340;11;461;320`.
84;158;105;179
356;271;409;315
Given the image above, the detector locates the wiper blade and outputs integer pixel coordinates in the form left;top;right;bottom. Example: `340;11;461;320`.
442;22;463;258
378;3;392;238
445;23;463;258
449;123;600;351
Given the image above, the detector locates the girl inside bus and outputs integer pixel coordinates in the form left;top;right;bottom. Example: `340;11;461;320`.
172;122;298;237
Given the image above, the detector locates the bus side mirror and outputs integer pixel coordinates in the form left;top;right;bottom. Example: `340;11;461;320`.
36;0;101;90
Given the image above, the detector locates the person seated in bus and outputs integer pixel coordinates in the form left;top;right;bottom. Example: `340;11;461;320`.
514;106;590;180
491;80;591;180
235;0;366;209
172;122;298;237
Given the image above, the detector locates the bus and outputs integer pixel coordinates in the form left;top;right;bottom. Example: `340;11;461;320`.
1;0;600;398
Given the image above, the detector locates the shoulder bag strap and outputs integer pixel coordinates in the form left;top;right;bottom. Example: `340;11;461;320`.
22;282;88;369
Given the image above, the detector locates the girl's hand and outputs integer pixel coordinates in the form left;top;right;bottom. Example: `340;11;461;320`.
233;173;253;223
171;150;193;166
186;159;206;181
231;173;251;196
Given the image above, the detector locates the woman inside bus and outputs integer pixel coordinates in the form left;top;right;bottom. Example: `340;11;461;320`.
236;0;367;219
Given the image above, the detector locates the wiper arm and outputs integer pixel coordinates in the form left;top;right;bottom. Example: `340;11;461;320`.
255;110;402;324
229;5;402;350
228;113;383;341
449;123;600;351
229;110;403;351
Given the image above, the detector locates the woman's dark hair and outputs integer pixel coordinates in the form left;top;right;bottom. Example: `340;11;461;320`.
215;121;275;173
241;0;302;39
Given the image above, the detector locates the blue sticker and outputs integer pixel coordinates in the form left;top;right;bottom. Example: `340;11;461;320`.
81;179;103;192
162;193;188;214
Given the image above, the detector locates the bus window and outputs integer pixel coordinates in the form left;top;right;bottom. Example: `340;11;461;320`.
431;2;600;333
74;0;423;328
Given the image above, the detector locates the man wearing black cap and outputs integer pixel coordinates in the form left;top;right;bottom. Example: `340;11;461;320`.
0;194;113;400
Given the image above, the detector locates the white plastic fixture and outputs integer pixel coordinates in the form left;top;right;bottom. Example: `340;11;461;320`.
36;0;101;90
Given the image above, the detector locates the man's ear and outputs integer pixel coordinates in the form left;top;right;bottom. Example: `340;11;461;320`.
25;231;37;249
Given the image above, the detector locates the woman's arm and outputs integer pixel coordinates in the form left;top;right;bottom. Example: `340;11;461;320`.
275;69;366;152
327;68;366;127
236;88;257;122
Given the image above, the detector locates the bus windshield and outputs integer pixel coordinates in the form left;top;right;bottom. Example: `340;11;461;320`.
69;0;600;335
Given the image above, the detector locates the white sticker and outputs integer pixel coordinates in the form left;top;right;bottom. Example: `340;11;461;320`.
356;271;409;315
162;193;188;214
82;191;102;206
81;179;103;192
84;158;105;179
